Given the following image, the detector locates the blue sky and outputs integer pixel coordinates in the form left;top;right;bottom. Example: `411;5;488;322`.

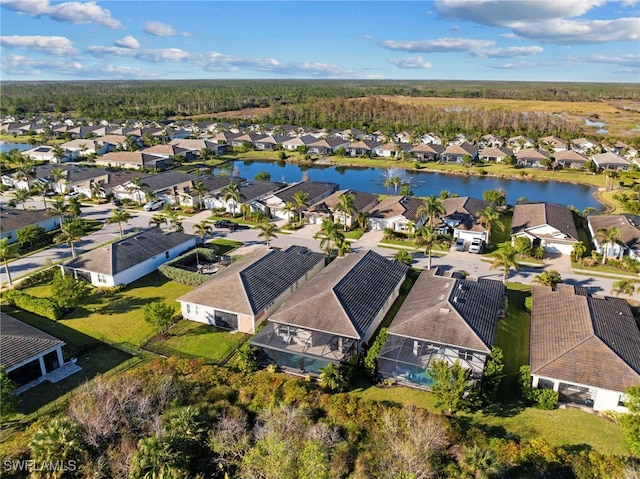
0;0;638;82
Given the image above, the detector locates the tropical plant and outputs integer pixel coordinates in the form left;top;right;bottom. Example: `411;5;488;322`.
611;278;636;297
594;227;623;264
334;192;356;231
52;167;66;193
55;219;85;258
143;301;175;335
571;241;588;262
29;416;86;478
533;270;563;288
414;225;439;270
12;188;32;210
282;201;296;225
66;196;81;218
257;221;278;248
458;445;502;479
476;205;501;242
417;195;445;227
0;368;17;418
51;144;66;163
427;359;472;415
90;181;105;200
193;220;213;242
48;198;67;227
319;363;347;392
14;160;35;192
0;238;17;286
393;249;413;265
191;179;206;210
314;218;344;256
222;181;243;216
125;176;149;205
292;190;310;224
51;269;89;309
165;210;184;233
490;243;518;284
336;237;351;257
106;208;133;239
482;188;507;207
149;213;168;228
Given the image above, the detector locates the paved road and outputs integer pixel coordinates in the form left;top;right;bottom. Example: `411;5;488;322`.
0;202;635;299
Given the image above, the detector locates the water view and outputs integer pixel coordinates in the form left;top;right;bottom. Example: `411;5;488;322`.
0;142;32;153
218;160;601;211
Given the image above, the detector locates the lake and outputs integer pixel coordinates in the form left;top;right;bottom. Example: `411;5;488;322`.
218;160;602;211
0;142;32;153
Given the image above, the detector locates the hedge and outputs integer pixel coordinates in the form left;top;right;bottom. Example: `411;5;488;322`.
4;290;62;320
158;248;219;286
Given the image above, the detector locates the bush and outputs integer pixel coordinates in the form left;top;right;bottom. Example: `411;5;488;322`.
364;328;387;377
158;248;219;285
524;296;533;312
4;290;62;320
16;267;56;289
533;389;559;410
94;284;125;296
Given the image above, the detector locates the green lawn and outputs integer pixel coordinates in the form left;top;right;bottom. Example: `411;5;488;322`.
20;273;194;349
349;375;440;412
208;238;244;254
146;320;249;363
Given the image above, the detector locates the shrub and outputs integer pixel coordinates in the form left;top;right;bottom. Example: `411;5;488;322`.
4;290;62;320
364;328;388;377
518;365;534;402
158;248;219;285
524;296;533;312
16;267;56;289
533;389;559;410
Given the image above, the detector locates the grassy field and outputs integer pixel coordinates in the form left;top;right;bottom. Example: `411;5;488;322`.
21;273;194;349
147;320;249;363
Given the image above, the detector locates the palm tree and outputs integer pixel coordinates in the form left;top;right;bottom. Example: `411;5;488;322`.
48;198;68;228
13;188;32;210
30;182;49;209
193;220;213;242
336;237;351;257
149;213;168;228
106;208;132;239
166;210;184;233
51;168;66;194
355;210;370;230
125;176;149;205
52;144;66;163
282;201;296;225
533;269;563;288
292;190;309;224
612;279;636;297
334;193;356;231
417;195;446;227
14;161;35;192
0;238;17;286
55;219;84;258
314;218;344;255
571;240;587;262
490;243;518;284
66;196;81;218
476;206;501;243
90;181;105;200
30;417;85;478
414;225;439;270
191;179;206;211
319;363;347;392
384;177;394;195
595;227;623;265
222;181;243;217
458;445;502;479
257;221;278;248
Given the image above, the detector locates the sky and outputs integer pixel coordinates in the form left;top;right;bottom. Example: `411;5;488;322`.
0;0;638;83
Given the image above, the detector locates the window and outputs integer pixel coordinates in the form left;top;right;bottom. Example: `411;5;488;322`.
213;310;238;330
97;274;107;284
458;350;474;361
618;395;627;407
165;251;170;259
186;304;191;314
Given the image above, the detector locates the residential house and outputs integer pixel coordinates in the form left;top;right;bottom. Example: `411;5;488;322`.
410;143;444;162
373;142;411;158
346;140;381;158
478;146;513;163
253;135;288;151
588;214;640;260
178;246;326;334
554;150;589;169
306;189;379;227
263;181;339;221
95;151;167;170
377;269;504;388
571;138;599;154
441;196;490;243
440;143;478;164
4;163;70;191
198;175;246;211
507;135;535;151
516;148;551;168
530;284;640;412
22;145;68;163
1;313;68;390
281;135;320;151
95;134;129;152
0;208;60;245
421;132;445;145
169;138;228;156
229;133;265;148
480;134;504;148
251;250;408;375
511;202;579;255
368;196;427;233
539;136;568;152
60;139;102;159
233;180;287;215
337;128;365;141
62;227;196;287
307;137;350;156
592;152;632;171
141;144;193;162
113;171;198;205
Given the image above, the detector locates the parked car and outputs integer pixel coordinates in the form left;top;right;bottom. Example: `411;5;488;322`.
455;238;465;251
469;238;484;254
64;191;81;200
143;199;165;211
112;198;122;206
214;219;238;230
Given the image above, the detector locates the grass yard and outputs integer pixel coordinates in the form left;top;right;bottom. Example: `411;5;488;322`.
20;273;194;349
208;238;244;254
349;375;440;412
146;320;249;363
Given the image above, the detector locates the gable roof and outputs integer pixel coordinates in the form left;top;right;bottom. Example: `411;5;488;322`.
516;148;551;160
0;313;64;370
411;143;445;154
369;196;425;222
238;180;286;201
308;189;379;215
592;152;631;167
269;250;408;339
441;196;489;232
442;142;478;156
588;214;640;251
65;227;194;276
511;202;579;240
387;269;504;353
530;284;640;392
200;175;245;194
177;246;326;315
270;181;339;204
0;208;53;232
137;171;197;192
554;150;588;163
479;146;513;158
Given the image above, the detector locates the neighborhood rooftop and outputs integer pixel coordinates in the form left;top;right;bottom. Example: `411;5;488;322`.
0;312;65;370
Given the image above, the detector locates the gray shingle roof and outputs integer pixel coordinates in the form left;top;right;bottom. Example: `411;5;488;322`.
177;246;326;315
270;250;408;339
387;269;504;353
139;171;197;192
200;175;245;194
588;214;640;251
511;202;579;240
272;181;339;203
238;180;286;201
0;208;53;232
530;284;640;392
65;227;195;276
441;196;489;232
308;189;379;215
0;313;64;370
369;196;425;222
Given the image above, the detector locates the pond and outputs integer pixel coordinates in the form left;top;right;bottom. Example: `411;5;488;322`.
0;142;32;153
217;160;602;211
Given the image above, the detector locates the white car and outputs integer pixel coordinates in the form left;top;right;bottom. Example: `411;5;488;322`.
469;238;484;254
143;199;165;211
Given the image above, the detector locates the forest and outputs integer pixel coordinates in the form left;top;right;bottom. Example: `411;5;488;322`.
1;79;638;121
2;358;638;479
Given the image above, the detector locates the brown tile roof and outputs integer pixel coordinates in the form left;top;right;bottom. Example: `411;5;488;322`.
387;269;504;353
441;196;489;232
369;196;425;222
530;284;640;392
177;246;326;315
511;202;579;241
442;142;478;156
269;251;408;339
0;313;64;370
588;214;640;251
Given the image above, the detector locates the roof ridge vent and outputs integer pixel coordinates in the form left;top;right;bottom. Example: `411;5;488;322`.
439;307;450;314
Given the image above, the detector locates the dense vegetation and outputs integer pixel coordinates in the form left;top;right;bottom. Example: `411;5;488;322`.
2;358;638;479
2;80;638;120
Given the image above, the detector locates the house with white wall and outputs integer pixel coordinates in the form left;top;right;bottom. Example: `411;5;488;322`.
0;208;60;245
588;214;640;260
511;202;579;255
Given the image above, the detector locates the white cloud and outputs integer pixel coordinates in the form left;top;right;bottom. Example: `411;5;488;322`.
86;45;191;62
92;64;161;79
143;21;189;37
388;56;433;69
510;17;640;43
568;52;640;67
1;54;83;75
380;37;494;53
114;36;139;49
489;61;539;69
0;35;76;55
0;0;122;28
472;45;543;58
